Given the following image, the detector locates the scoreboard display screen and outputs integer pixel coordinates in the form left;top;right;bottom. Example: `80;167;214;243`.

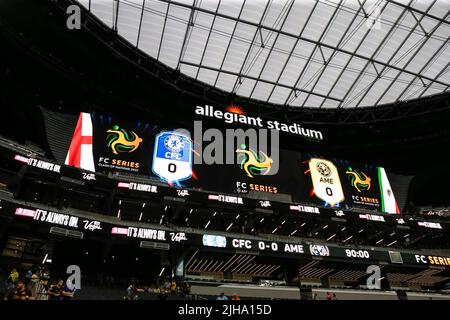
190;148;306;200
302;157;400;213
43;110;400;214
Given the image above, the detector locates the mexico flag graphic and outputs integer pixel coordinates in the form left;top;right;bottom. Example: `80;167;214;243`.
378;167;400;214
65;112;95;171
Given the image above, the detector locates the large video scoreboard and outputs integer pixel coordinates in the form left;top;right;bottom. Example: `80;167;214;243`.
43;109;400;214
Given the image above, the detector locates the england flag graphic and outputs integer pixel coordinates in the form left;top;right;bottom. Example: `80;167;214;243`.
65;112;95;172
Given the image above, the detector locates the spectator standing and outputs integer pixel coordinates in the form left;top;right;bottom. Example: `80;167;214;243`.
7;268;19;291
48;280;64;300
36;275;50;300
164;280;171;291
216;292;228;300
125;283;144;300
62;285;76;300
25;269;33;285
7;280;32;300
182;282;191;299
170;280;177;293
125;283;137;300
28;274;40;300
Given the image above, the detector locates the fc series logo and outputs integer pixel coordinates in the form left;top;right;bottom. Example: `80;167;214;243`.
236;182;278;194
346;167;379;206
346;167;371;192
236;144;273;178
100;125;143;172
106;125;143;154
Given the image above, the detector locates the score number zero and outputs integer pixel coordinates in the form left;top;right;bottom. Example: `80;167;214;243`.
152;132;193;183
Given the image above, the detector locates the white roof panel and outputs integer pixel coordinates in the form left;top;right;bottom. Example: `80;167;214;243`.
81;0;450;108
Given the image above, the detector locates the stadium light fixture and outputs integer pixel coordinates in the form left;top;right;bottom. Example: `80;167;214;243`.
233;256;254;273
221;255;239;272
343;235;353;243
206;261;219;272
214;261;226;272
199;260;209;270
241;263;256;274
203;261;214;271
387;240;397;247
327;234;336;241
185;251;198;268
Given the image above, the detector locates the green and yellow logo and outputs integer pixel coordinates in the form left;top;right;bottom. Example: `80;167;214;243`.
236;144;273;178
106;125;143;154
346;167;371;193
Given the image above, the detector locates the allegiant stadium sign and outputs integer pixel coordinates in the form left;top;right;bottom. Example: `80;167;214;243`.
195;105;324;141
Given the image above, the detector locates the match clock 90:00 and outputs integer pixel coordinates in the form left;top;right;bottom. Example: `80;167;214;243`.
345;249;370;259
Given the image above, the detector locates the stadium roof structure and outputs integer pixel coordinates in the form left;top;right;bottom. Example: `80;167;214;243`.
77;0;450;109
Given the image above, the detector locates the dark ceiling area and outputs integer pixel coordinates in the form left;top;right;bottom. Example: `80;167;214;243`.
0;0;450;177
